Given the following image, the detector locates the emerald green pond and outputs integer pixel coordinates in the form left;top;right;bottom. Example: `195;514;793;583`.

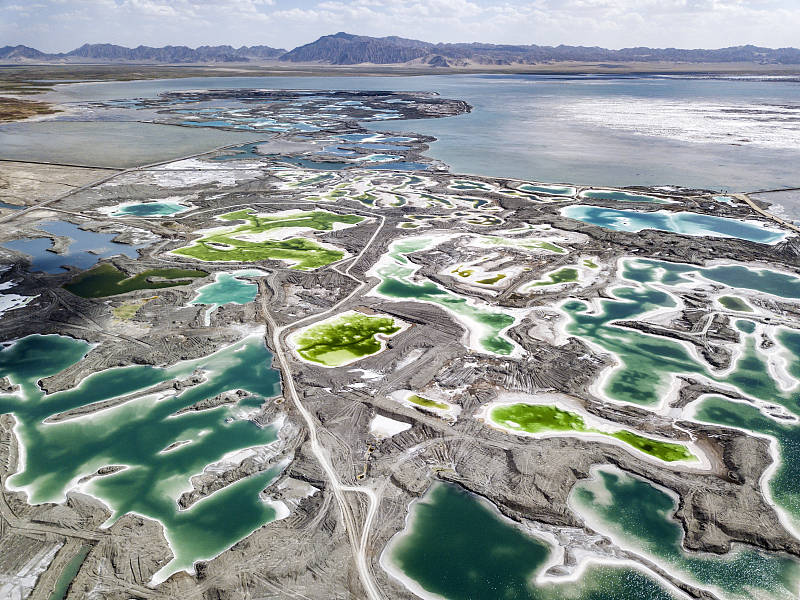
370;237;517;355
112;201;191;217
387;482;679;600
693;395;800;527
572;468;800;598
562;258;800;407
0;333;283;581
563;257;800;533
64;263;207;298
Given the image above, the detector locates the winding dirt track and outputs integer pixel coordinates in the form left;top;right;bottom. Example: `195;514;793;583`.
261;214;387;600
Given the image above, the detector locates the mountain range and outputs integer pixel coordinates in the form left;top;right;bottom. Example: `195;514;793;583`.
4;32;800;66
0;43;286;63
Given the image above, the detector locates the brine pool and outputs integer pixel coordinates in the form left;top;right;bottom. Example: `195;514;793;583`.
2;220;146;273
562;205;787;244
0;333;284;582
189;269;266;325
562;257;800;529
367;236;521;356
386;255;800;599
385;482;682;599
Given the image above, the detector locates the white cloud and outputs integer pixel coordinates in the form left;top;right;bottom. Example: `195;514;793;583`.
2;0;799;52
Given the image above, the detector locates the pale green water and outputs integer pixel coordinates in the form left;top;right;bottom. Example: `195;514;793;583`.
48;545;91;600
191;270;264;305
518;184;576;197
114;201;191;217
572;468;800;598
0;334;283;581
370;237;516;355
190;269;265;324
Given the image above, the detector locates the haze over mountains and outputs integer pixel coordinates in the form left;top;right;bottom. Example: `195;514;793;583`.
4;31;800;66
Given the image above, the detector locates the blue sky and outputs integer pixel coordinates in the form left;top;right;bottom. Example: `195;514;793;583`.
3;0;799;52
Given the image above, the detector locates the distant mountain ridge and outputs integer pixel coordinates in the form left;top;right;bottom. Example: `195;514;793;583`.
4;32;800;65
281;32;800;66
0;43;286;63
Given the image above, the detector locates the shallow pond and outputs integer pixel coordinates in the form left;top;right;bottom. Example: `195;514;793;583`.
3;220;146;273
112;201;192;217
386;481;681;600
0;334;283;582
369;237;517;356
579;189;670;203
572;467;800;599
562;205;786;244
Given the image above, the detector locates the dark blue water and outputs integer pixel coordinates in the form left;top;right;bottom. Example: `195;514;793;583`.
2;221;145;273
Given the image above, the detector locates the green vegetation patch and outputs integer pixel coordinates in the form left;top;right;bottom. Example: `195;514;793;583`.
64;263;207;298
531;267;579;287
719;295;753;312
172;209;364;270
111;298;155;320
292;312;402;367
407;394;449;410
476;273;506;285
480;235;565;254
583;259;599;269
489;403;695;462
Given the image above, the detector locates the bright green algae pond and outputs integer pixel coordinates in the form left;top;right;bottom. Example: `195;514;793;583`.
388;482;681;600
0;333;283;581
63;263;208;298
476;273;507;285
172;209;364;270
489;404;695;462
573;468;800;599
407;394;449;410
292;312;402;367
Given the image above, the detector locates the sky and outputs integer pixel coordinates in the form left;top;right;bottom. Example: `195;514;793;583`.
3;0;800;53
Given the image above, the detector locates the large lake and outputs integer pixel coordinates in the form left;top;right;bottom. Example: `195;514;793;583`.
6;74;795;195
